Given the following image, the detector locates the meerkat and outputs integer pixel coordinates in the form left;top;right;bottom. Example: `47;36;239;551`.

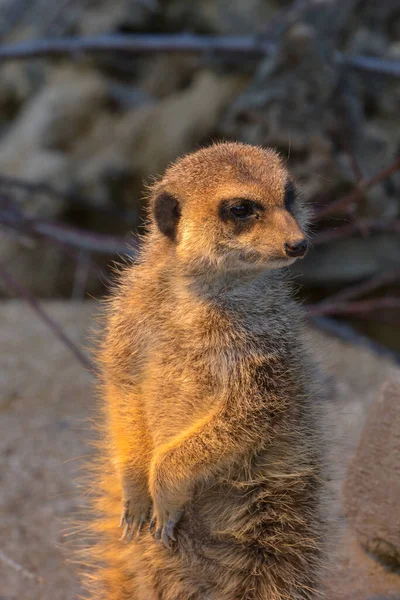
85;142;329;600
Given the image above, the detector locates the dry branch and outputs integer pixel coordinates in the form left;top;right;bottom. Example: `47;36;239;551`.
315;156;400;220
0;193;136;255
0;549;43;584
313;218;400;245
0;34;397;77
308;297;400;318
316;270;400;305
0;264;94;371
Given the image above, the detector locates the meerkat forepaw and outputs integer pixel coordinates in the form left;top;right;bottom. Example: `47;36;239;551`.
119;497;152;543
150;506;184;549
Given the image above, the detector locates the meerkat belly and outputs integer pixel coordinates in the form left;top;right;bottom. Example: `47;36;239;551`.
190;432;317;535
139;433;322;599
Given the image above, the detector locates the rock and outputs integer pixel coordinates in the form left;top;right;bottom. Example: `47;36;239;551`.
343;379;400;568
164;0;278;35
76;69;245;202
220;18;342;199
78;0;159;35
324;533;400;600
0;66;109;215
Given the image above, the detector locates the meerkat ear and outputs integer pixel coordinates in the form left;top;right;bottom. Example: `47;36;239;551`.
152;191;181;242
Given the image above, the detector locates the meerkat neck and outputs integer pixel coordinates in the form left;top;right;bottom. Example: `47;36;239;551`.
171;264;289;311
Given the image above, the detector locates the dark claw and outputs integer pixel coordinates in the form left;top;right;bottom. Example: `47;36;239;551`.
149;516;156;535
137;518;145;536
162;511;183;547
155;527;162;542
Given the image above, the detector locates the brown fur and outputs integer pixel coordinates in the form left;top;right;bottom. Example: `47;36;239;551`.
84;142;328;599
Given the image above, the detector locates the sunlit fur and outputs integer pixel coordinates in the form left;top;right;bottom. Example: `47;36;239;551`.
84;142;328;599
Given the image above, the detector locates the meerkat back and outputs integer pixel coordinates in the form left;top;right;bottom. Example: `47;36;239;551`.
84;142;330;600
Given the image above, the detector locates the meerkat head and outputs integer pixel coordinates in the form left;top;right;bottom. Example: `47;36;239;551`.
149;142;310;275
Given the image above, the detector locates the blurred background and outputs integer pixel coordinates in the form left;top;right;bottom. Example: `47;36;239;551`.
0;0;399;353
1;1;400;598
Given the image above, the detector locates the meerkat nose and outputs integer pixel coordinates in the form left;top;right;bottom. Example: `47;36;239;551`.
284;239;308;258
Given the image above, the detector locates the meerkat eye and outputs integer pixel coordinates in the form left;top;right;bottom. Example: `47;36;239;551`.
230;202;255;219
284;181;296;214
219;199;263;224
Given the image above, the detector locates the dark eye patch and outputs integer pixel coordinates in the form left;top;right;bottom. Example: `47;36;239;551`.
284;180;297;213
219;198;264;225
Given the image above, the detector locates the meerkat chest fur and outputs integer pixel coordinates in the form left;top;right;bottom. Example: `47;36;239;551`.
140;261;311;458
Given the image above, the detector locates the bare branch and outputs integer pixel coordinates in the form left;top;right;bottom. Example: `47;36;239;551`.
308;297;400;318
0;264;94;372
313;218;400;245
33;220;136;255
315;269;400;305
0;173;94;206
315;157;400;220
340;53;400;78
0;34;396;78
0;549;43;584
0;34;273;60
0;193;136;255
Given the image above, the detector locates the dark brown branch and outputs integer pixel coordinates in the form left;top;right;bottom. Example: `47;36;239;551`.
0;173;96;207
0;34;274;60
0;193;136;255
0;263;94;371
340;54;400;78
313;218;400;245
308;297;400;318
32;220;136;255
0;34;397;77
315;156;400;220
0;173;67;199
316;269;400;306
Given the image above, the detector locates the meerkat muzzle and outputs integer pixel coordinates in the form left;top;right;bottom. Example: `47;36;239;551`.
284;239;308;258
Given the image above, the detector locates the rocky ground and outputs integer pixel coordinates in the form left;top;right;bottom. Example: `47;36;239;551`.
1;301;400;599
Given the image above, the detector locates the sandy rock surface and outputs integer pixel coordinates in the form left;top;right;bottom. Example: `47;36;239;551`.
1;300;400;599
344;378;400;568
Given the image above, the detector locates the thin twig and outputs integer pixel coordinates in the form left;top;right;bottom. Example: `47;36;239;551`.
0;549;43;584
0;193;136;255
334;78;364;183
313;218;400;245
0;34;274;60
315;156;400;220
0;34;397;77
0;173;94;206
315;269;400;305
308;297;400;317
0;264;94;371
33;220;135;255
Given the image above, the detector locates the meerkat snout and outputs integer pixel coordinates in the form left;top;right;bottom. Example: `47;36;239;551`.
284;238;308;258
